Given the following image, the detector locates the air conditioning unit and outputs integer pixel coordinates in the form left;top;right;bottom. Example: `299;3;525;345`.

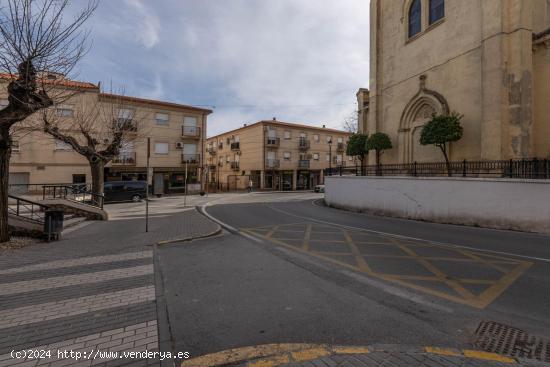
175;142;184;149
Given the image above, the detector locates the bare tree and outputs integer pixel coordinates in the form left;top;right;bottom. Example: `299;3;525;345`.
43;93;149;197
342;110;359;133
0;0;97;242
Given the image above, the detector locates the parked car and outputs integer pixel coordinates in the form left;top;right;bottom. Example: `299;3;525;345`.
314;184;325;193
103;181;147;203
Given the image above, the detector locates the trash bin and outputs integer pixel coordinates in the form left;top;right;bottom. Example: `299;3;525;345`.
44;209;64;241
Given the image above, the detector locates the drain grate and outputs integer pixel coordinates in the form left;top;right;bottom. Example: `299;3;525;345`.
474;321;550;362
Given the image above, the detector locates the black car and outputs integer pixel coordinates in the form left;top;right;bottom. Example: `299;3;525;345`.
104;181;147;203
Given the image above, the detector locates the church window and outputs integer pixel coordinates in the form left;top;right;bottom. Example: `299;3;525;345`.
408;0;422;38
429;0;445;25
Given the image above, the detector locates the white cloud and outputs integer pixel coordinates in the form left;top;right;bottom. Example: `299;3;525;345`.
80;0;370;136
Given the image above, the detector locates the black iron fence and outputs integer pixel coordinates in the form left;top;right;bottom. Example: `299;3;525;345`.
42;185;104;209
324;159;550;179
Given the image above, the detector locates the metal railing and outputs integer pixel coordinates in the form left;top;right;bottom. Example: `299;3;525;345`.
324;158;550;179
111;152;136;165
298;138;310;150
266;137;280;147
42;185;104;209
231;142;240;151
207;147;217;155
336;142;346;152
8;194;49;224
182;153;200;164
266;159;280;169
182;125;201;137
298;160;310;169
231;161;240;170
8;183;91;195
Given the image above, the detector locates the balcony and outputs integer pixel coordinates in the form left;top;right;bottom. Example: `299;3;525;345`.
230;142;240;151
207;147;217;155
111;152;136;166
332;157;344;166
298;138;310;150
298;160;310;169
182;125;201;138
115;118;138;132
266;137;280;148
182;154;200;164
266;159;280;169
336;142;346;152
231;161;240;171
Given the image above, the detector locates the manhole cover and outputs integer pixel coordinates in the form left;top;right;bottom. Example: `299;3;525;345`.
474;321;550;362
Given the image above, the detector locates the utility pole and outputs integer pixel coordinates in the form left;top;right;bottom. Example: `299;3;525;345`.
328;138;333;176
184;161;188;206
145;138;150;232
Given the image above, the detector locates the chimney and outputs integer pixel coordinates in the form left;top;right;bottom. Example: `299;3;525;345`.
244;123;247;127
322;124;326;128
272;117;276;121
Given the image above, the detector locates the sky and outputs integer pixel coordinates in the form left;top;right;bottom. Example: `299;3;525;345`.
75;0;370;137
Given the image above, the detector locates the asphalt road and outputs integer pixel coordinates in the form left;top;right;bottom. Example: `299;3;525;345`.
156;195;550;362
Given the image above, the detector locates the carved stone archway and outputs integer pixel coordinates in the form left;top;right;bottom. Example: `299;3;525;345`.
398;75;450;163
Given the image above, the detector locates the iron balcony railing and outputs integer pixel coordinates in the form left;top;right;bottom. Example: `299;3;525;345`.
42;185;104;209
298;160;310;169
111;152;136;165
336;142;346;152
207;147;217;155
324;158;550;179
182;125;201;138
231;161;240;170
298;138;310;150
230;142;240;151
182;154;200;164
266;137;280;147
266;159;280;169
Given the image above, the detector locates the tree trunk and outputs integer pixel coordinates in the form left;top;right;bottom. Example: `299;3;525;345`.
90;159;105;196
376;150;381;176
439;145;452;177
0;128;12;243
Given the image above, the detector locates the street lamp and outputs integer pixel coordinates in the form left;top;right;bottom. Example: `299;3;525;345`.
328;138;332;176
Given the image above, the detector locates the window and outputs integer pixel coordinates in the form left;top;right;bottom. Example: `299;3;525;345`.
409;0;422;38
226;155;230;162
284;131;291;139
155;113;169;125
314;134;320;142
300;132;306;138
184;116;198;126
313;153;319;161
0;99;8;109
337;137;343;143
12;140;20;152
72;174;86;184
429;0;444;24
326;135;332;143
56;104;74;117
54;139;72;151
283;152;291;161
154;142;169;154
326;154;330;162
118;108;133;120
348;156;353;161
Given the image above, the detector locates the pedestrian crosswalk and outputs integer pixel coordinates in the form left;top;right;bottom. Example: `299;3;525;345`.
0;250;159;366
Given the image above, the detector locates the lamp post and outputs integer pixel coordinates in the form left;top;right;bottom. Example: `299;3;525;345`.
328;138;332;176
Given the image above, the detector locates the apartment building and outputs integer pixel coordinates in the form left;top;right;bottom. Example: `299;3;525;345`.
2;74;212;194
205;120;353;191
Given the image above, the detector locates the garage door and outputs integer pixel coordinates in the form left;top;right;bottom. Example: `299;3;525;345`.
8;172;30;194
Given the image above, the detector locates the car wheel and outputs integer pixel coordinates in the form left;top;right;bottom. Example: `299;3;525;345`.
131;194;141;202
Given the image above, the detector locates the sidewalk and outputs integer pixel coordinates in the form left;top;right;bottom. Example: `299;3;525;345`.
0;208;219;367
181;344;548;367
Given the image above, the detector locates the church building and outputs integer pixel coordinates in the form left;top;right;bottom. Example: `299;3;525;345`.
362;0;550;164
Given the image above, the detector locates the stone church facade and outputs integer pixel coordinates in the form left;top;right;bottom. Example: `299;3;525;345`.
362;0;550;164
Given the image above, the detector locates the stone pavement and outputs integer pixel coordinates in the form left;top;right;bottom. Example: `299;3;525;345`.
0;207;219;367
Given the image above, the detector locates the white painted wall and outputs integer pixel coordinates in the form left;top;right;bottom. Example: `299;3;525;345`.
325;176;550;234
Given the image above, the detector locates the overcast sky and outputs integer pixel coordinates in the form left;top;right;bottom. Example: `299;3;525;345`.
77;0;370;136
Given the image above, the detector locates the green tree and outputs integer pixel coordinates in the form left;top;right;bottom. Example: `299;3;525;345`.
346;133;369;175
420;112;464;176
367;132;392;174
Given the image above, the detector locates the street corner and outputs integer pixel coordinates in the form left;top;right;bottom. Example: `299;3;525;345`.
241;222;534;309
179;343;529;367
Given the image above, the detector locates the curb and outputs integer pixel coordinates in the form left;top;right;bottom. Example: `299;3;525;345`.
156;208;223;245
180;343;522;367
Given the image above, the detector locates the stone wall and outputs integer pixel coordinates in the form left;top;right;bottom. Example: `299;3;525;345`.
325;176;550;234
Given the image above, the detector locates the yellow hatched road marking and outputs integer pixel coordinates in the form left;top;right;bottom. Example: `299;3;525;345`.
463;350;516;363
291;346;331;361
424;346;461;356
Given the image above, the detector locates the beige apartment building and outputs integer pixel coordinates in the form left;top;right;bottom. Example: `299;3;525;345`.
2;74;211;194
363;0;550;164
205;120;353;191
